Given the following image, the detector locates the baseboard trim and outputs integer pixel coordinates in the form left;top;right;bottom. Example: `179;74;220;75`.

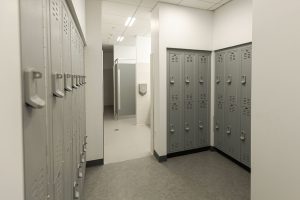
212;147;251;172
86;159;104;167
167;146;210;158
153;150;167;162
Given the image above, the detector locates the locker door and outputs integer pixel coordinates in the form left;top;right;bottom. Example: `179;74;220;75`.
62;4;73;200
71;22;80;200
224;48;241;160
50;0;64;199
184;54;196;101
197;53;210;147
240;45;252;167
184;101;195;150
214;52;225;151
20;0;49;199
167;52;184;153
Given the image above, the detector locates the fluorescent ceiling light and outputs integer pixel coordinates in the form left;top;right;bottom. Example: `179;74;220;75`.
125;17;136;27
117;36;124;42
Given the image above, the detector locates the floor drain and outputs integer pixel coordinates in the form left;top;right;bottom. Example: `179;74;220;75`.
114;129;119;131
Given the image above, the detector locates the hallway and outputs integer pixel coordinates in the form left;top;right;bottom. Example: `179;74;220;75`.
83;151;250;200
104;106;151;164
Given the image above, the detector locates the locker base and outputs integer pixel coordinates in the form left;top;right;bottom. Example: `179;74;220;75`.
86;159;104;167
154;150;167;162
212;147;251;172
167;146;211;159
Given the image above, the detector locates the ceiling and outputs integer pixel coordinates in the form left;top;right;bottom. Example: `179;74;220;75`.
102;0;231;47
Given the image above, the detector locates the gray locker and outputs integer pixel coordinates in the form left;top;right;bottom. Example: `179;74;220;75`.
214;43;252;168
214;52;225;151
197;54;210;147
224;48;241;160
184;54;195;101
240;45;252;167
50;0;65;199
62;3;73;200
167;49;211;154
20;0;49;199
167;52;184;153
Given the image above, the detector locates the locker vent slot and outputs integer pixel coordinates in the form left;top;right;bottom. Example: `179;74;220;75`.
200;56;207;64
51;0;59;21
186;55;193;62
171;102;179;111
63;12;69;36
30;168;47;200
171;55;179;62
242;98;251;116
185;102;192;110
171;94;179;101
218;54;223;63
229;96;237;112
217;95;224;109
200;94;208;109
244;50;251;59
230;52;236;61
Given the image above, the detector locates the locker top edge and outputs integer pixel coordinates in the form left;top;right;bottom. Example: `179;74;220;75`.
214;42;252;53
167;48;212;54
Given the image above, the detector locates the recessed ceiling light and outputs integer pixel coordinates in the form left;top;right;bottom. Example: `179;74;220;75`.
117;36;124;42
125;17;136;27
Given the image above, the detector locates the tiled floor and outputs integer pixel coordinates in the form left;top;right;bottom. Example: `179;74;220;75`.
83;151;250;200
103;106;151;164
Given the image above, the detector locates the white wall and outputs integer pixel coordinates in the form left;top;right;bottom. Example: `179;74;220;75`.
85;0;103;161
0;1;24;199
152;3;213;156
114;45;136;64
136;36;151;125
252;0;300;199
213;0;252;50
72;0;86;36
103;51;114;106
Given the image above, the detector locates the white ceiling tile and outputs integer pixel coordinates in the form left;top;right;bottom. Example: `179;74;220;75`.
159;0;181;5
180;0;213;10
140;0;159;8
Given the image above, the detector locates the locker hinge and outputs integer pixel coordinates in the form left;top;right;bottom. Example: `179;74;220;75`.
241;75;246;85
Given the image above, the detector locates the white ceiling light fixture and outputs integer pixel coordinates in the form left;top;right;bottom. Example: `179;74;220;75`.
125;17;136;27
117;36;124;42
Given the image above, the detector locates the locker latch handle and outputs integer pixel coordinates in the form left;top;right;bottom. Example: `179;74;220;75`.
199;121;204;129
185;77;190;84
226;127;231;135
80;153;86;163
185;127;190;132
199;76;204;84
216;76;220;84
170;129;175;134
226;75;232;84
52;73;64;98
83;76;87;85
24;68;46;109
72;75;78;89
240;131;246;141
79;76;83;85
64;73;72;92
76;75;80;87
241;75;246;85
170;76;175;84
215;124;219;130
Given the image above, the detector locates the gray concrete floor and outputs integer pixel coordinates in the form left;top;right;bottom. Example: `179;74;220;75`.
83;151;250;200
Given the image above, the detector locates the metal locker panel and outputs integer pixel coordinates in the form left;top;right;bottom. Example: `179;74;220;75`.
62;4;73;200
214;52;225;151
184;54;196;101
168;52;183;103
50;0;64;199
20;0;49;199
197;53;210;147
224;48;241;160
184;101;195;150
168;101;184;153
240;45;252;167
167;51;184;153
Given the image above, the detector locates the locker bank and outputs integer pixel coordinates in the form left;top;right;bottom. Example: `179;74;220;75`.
1;0;300;200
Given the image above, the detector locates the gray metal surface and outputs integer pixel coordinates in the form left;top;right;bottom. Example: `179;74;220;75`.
240;45;252;167
62;2;73;200
167;51;184;153
49;0;64;199
117;64;136;116
214;52;225;151
214;44;252;167
167;49;211;154
20;0;49;199
224;48;241;161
